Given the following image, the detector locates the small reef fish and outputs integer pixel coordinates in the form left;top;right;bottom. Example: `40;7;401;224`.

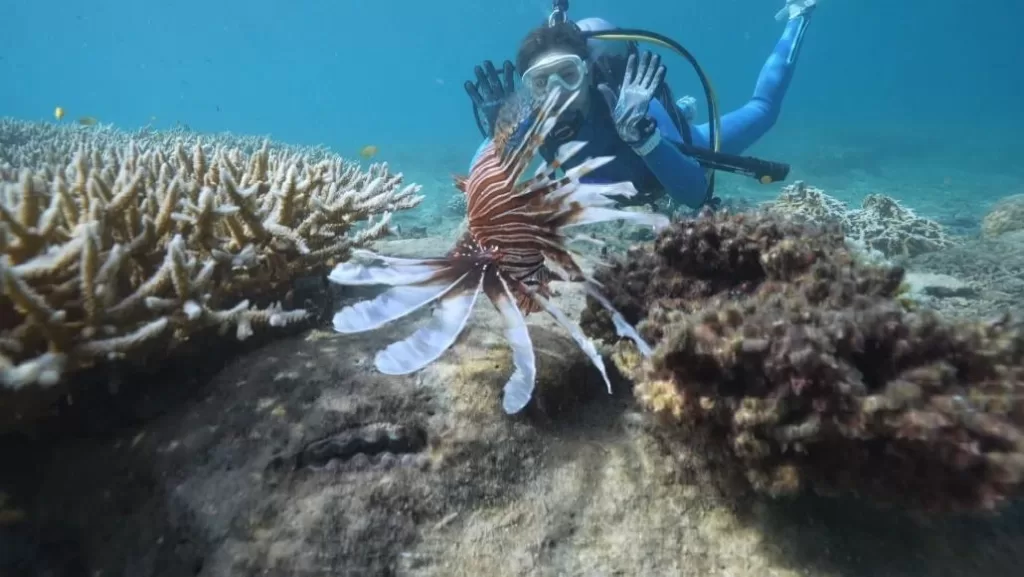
359;145;378;159
77;116;98;126
327;87;666;414
53;106;64;121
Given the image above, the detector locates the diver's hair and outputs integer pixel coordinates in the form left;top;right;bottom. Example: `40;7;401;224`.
515;22;591;73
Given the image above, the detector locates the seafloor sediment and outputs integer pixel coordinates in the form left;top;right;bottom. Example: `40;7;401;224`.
2;229;1023;577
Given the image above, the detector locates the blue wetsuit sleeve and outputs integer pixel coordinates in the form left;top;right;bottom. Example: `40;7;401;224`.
636;99;708;209
689;13;811;154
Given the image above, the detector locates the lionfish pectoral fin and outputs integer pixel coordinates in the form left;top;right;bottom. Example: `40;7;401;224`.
328;250;448;286
529;290;613;395
332;270;466;334
490;276;538;415
373;273;484;375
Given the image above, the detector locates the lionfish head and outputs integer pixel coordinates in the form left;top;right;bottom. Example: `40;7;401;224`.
327;87;668;415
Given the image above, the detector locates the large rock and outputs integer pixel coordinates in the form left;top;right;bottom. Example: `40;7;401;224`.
3;239;1023;577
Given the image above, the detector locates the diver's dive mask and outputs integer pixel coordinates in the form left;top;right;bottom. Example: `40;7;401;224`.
521;54;587;99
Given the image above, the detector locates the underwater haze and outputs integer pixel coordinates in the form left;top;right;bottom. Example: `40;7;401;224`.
4;1;1024;576
5;0;1023;173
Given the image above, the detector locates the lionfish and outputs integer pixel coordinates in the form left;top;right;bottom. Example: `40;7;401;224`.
327;87;668;414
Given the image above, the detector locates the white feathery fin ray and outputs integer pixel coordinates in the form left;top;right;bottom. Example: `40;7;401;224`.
556;182;636;208
564;206;670;230
328;249;448;287
530;140;588;181
503;88;578;180
506;88;567;160
474;88;575;220
528;290;613;395
332;272;467;334
374;273;484;375
513;140;599;201
491;275;538;414
542;178;637;209
582;282;654;357
349;248;435;265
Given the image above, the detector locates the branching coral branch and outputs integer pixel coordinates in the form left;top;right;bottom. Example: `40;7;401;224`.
0;119;423;390
762;180;959;259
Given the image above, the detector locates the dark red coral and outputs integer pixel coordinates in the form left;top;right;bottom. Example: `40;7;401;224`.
584;209;1024;512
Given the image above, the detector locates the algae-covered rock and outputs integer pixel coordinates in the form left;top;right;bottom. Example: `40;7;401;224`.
584;208;1024;513
981;194;1024;238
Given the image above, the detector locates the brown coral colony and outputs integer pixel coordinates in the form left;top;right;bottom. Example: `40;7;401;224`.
582;207;1024;513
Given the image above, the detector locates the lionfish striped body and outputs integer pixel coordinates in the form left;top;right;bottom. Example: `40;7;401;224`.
328;88;667;414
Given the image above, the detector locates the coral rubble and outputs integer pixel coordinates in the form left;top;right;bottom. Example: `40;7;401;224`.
582;208;1024;512
0;118;422;390
763;181;958;258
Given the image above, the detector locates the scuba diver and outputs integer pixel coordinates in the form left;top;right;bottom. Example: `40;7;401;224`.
464;0;821;210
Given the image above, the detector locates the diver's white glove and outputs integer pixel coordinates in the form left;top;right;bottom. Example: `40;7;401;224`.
675;95;697;123
775;0;818;21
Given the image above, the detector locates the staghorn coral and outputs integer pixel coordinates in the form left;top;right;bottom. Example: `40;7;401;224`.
0;117;339;169
582;209;1024;512
0;118;422;390
761;180;850;226
763;181;958;259
981;194;1024;239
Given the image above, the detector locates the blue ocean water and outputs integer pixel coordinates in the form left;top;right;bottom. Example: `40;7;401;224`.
4;0;1022;220
4;3;1024;575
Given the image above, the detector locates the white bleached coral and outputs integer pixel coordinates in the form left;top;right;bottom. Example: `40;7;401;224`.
0;118;423;390
762;180;958;259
